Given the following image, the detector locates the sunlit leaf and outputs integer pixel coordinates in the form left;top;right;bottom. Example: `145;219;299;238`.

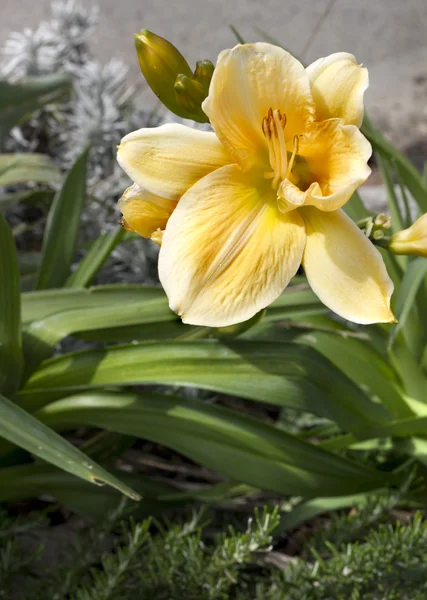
20;340;388;431
35;391;393;497
35;146;89;289
0;393;140;500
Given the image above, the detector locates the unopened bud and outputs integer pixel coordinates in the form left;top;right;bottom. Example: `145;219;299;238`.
174;74;208;121
374;214;392;229
134;29;193;119
194;60;215;93
389;213;427;257
372;229;384;240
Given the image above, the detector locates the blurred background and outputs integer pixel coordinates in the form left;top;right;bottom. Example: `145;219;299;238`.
2;0;427;153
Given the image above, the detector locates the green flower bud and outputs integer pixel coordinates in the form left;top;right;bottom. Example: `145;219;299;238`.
174;74;208;122
134;29;193;119
194;60;215;94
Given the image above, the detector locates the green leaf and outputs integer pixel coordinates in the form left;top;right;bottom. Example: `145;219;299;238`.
0;213;22;395
35;391;392;497
22;284;165;323
389;257;427;353
22;286;324;372
67;286;323;345
0;188;55;211
389;341;427;403
20;340;388;431
228;24;246;43
19;252;41;276
65;226;126;288
0;393;140;500
297;330;411;419
22;295;176;375
277;492;385;533
0;73;72;141
343;190;370;221
0;153;60;186
362;114;427;213
262;286;327;322
376;153;404;232
35;147;89;290
0;461;240;516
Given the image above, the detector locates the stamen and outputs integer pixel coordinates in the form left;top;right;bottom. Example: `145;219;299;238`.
261;108;288;189
285;135;299;180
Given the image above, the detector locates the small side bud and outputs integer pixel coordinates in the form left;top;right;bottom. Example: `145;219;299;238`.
372;229;384;240
174;74;208;122
134;29;193;119
389;213;427;257
134;29;211;123
374;214;392;229
194;60;215;93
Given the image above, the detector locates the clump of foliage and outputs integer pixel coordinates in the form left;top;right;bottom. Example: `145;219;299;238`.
2;500;427;600
1;0;162;283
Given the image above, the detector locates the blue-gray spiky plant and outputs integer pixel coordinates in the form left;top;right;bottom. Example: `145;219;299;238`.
0;0;163;282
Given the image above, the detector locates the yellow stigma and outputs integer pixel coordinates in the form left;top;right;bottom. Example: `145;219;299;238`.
262;108;288;189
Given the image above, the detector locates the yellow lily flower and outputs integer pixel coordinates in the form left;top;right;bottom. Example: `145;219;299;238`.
117;43;395;327
389;213;427;257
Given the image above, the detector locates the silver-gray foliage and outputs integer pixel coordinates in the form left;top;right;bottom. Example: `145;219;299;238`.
1;0;161;284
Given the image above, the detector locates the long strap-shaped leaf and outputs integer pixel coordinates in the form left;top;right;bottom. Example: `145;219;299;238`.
0;393;139;500
36;146;89;289
362;115;427;213
389;257;427;354
65;226;126;288
0;74;72;142
0;212;23;395
22;284;164;323
0;153;60;186
22;296;176;376
35;391;396;497
19;340;389;430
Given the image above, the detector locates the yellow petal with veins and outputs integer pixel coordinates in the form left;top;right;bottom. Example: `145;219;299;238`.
296;119;371;212
306;52;368;127
118;183;177;238
117;124;232;200
301;207;395;324
202;43;315;170
159;164;306;327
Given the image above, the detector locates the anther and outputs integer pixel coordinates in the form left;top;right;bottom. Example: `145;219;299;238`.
262;117;270;139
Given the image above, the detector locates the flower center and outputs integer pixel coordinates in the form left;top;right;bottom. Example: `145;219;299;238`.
262;108;299;190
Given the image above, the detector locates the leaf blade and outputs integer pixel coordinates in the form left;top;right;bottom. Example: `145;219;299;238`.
35;147;89;290
35;391;391;497
0;213;23;395
0;393;140;500
20;340;389;431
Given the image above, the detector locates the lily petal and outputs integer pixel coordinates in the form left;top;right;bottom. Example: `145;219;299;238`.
118;183;177;238
306;52;368;127
159;164;306;327
298;120;372;211
202;43;315;169
117;124;232;200
301;207;395;324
